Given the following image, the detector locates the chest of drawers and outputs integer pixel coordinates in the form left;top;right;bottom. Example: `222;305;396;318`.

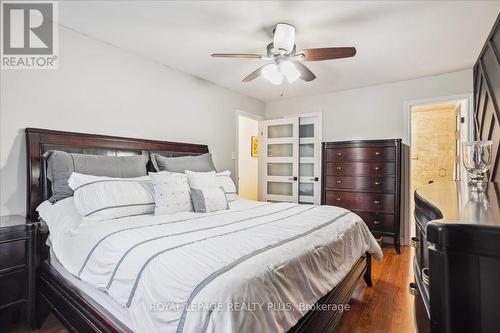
321;139;408;253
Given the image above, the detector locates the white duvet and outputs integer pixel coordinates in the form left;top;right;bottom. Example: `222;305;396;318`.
39;198;382;333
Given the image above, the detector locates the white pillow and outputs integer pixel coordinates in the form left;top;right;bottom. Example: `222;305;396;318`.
68;173;154;221
36;197;81;232
216;170;238;202
149;171;193;215
185;170;217;189
190;187;229;213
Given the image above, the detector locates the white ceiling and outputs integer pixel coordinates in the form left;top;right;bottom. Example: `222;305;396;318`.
59;1;500;102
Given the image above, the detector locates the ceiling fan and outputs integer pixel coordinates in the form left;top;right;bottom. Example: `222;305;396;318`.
211;23;356;85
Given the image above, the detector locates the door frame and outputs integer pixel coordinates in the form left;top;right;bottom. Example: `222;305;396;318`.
403;93;473;243
235;110;263;196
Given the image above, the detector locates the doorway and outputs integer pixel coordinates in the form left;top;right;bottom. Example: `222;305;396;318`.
411;102;461;189
407;95;471;238
236;112;260;200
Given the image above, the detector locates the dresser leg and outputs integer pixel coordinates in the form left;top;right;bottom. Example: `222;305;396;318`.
363;253;372;287
394;238;401;254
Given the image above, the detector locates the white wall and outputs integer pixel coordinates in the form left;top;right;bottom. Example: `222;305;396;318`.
265;69;473;143
237;114;259;200
0;27;264;216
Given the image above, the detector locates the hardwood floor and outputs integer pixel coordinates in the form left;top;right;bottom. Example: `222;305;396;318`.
11;245;413;333
335;245;415;333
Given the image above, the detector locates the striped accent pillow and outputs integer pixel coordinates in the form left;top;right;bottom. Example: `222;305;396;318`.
68;173;154;221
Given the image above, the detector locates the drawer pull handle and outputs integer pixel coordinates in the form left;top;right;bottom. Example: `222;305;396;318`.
374;181;381;185
375;167;381;171
375;151;381;155
422;268;430;286
336;166;342;171
336;180;342;184
408;283;419;296
336;197;341;201
336;152;342;156
373;200;381;204
373;220;381;225
410;237;419;249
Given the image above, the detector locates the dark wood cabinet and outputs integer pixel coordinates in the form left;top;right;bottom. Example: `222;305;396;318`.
0;216;36;332
413;181;500;333
322;139;409;253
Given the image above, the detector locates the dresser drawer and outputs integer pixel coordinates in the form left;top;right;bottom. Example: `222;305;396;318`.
325;162;396;176
0;239;26;272
354;211;394;233
324;191;395;213
0;269;27;307
326;146;396;162
325;176;395;193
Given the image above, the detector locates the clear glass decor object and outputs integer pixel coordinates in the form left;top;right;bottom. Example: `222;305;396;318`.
462;141;493;191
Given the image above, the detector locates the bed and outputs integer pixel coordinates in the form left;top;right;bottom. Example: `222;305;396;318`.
26;128;382;333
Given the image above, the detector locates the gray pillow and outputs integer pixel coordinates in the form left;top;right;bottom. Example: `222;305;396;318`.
43;150;148;203
151;153;216;173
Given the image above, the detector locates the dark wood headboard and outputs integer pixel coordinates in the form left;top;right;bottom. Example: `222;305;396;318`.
473;13;500;183
25;128;209;221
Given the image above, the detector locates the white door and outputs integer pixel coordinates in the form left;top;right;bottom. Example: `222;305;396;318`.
298;116;322;204
259;118;299;203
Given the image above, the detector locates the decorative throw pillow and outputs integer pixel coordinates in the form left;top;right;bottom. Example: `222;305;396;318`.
68;173;154;221
185;170;217;189
216;170;238;201
44;150;148;203
190;187;229;213
149;171;194;215
150;153;216;173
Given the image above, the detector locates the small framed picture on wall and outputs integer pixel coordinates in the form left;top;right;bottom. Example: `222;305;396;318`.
251;136;259;157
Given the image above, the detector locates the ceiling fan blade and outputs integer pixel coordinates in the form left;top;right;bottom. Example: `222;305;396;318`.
301;47;356;61
242;65;267;82
211;53;263;59
292;61;316;82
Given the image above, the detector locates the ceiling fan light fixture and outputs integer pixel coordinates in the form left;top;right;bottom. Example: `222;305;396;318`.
273;23;295;53
262;63;283;85
281;61;300;83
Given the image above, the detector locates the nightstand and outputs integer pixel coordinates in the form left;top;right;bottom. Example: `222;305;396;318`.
0;215;36;331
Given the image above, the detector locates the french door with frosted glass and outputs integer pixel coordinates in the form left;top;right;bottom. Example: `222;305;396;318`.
259;115;321;204
259;118;299;203
298;116;321;204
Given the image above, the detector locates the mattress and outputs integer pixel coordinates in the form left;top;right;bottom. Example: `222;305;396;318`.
42;198;382;333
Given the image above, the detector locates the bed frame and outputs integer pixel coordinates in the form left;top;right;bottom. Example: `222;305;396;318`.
25;128;372;333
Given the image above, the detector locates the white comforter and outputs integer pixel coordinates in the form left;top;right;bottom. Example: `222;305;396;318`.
41;198;382;333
